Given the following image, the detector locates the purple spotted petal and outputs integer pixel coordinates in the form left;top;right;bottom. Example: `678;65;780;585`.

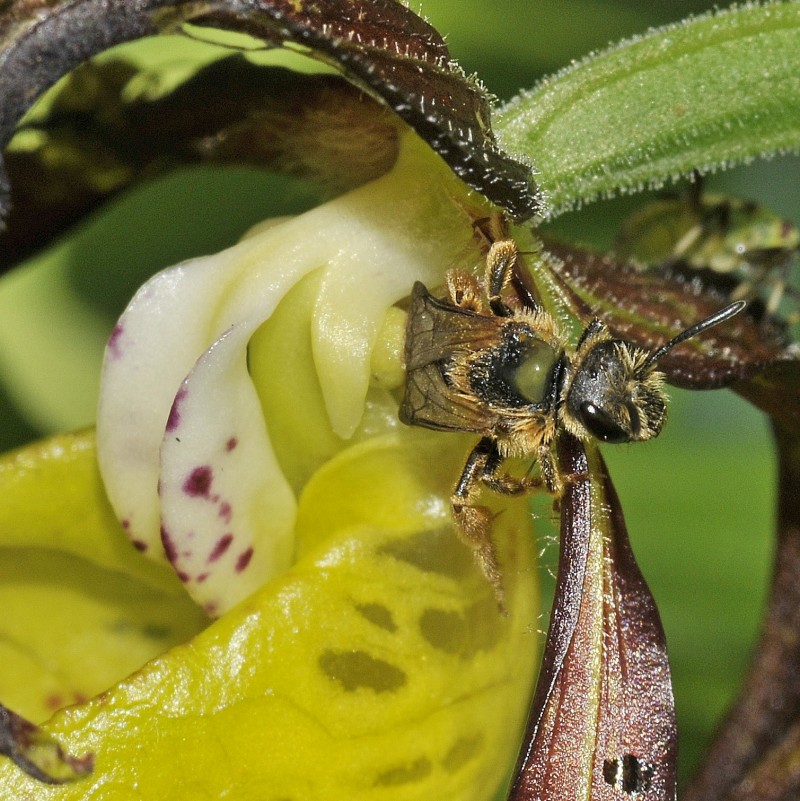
96;211;333;556
97;135;483;608
159;328;295;614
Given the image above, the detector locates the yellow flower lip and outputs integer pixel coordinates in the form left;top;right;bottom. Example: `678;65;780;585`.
0;428;539;798
0;430;208;722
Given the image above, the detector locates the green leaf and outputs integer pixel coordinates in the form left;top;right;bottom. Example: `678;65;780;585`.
496;2;800;216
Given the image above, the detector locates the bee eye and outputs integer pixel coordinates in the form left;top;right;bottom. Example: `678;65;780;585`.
577;402;632;444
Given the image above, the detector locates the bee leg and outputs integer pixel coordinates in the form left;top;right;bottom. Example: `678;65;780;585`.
481;451;545;497
761;251;796;315
451;438;506;608
446;270;484;311
537;445;563;496
485;239;519;316
669;221;706;262
472;212;510;251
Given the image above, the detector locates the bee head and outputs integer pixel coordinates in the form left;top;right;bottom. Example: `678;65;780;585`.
565;337;666;444
563;300;746;445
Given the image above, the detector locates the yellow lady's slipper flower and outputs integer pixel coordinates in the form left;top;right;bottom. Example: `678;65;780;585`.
0;133;540;799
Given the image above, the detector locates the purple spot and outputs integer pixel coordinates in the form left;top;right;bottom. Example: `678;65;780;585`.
235;547;254;573
226;437;239;452
204;602;218;616
183;465;213;498
177;570;191;583
161;525;178;564
197;573;209;583
218;502;232;523
121;518;130;530
166;388;188;432
208;533;233;563
132;539;148;553
107;323;125;359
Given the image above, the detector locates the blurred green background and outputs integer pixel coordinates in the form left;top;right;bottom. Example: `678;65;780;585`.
0;0;795;788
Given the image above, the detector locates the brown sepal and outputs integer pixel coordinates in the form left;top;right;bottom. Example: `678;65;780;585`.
508;434;677;801
0;0;539;266
543;238;792;389
1;58;401;269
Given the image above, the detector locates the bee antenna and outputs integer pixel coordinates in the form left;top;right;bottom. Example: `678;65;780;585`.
642;299;747;371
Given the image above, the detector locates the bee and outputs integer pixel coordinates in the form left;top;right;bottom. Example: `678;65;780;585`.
400;232;745;596
614;177;800;315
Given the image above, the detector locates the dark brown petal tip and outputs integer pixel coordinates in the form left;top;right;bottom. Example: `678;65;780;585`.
0;703;93;784
0;0;539;261
543;238;792;389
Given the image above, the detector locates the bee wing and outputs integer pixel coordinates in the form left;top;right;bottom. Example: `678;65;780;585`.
401;361;488;432
403;282;503;367
400;282;501;433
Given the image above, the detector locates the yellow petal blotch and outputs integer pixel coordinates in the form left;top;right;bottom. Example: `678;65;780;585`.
0;428;539;800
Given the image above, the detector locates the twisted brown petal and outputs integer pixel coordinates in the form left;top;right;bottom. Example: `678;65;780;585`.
0;0;539;268
508;434;677;801
542;239;792;389
0;703;93;784
682;366;800;801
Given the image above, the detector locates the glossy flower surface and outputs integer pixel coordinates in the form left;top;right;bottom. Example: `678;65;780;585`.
0;133;540;798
